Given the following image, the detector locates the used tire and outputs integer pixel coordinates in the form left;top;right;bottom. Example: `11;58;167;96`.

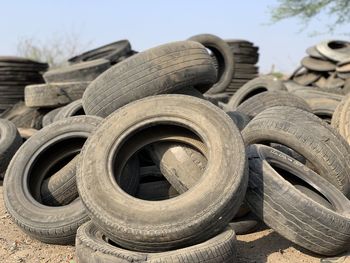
77;95;247;251
53;99;85;121
235;91;311;118
42;107;63;127
82;41;217;117
291;89;343;123
68;40;131;64
227;76;287;110
25;82;90;108
242;106;350;197
0;119;22;177
331;94;350;144
246;144;350;256
150;136;207;194
188;34;234;94
3;116;102;244
43;59;110;83
75;222;237;263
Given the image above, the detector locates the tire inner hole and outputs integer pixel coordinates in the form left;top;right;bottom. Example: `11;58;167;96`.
112;124;208;201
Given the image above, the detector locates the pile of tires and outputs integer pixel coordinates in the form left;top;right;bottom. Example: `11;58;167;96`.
0;57;47;113
1;35;350;262
288;40;350;94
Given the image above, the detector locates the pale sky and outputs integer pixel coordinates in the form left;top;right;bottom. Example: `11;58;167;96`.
0;0;348;73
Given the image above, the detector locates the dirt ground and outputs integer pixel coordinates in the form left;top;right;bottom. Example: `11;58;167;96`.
0;185;347;263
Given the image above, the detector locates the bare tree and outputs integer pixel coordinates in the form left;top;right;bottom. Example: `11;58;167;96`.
17;31;92;68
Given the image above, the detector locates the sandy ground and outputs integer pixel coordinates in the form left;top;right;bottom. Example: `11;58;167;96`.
0;185;347;263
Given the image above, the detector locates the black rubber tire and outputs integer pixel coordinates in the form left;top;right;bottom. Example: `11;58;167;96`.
0;101;44;129
229;213;259;235
316;40;350;63
77;95;247;252
43;59;110;83
331;94;350;144
42;107;63;127
41;153;140;206
25;82;90;108
75;221;237;263
136;180;179;201
246;144;350;256
225;111;251;131
0;119;22;176
53;99;85;122
242;106;350;197
291;89;343;124
331;95;348;130
68;40;131;64
301;56;336;72
188;34;234;94
150;136;207;194
227;76;287;110
235;91;311;118
3;116;103;244
82;41;217;117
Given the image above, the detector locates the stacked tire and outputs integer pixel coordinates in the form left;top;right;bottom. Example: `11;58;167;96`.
0;56;47;113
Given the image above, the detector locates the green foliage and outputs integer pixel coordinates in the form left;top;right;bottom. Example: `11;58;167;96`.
271;0;350;32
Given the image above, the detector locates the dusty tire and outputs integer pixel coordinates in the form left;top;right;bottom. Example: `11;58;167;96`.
331;94;350;144
136;180;179;201
229;213;259;235
3;116;102;244
188;34;234;94
0;119;22;176
82;41;217;117
235;91;311;118
41;153;140;206
77;95;247;251
227;76;287;110
246;144;350;256
0;101;45;129
68;40;131;64
242;106;350;197
225;111;251;131
291;89;343;124
53;99;85;121
42;107;63;127
43;59;110;83
75;221;237;263
150;135;207;194
25;82;90;108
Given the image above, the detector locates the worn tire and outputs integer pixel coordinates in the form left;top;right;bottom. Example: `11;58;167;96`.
331;94;350;144
25;82;90;108
292;89;343;124
68;40;131;64
82;41;217;117
75;222;237;263
227;76;287;110
188;34;234;94
54;99;85;121
3;116;102;244
242;106;350;197
235;91;311;118
150;136;207;194
42;107;63;127
0;119;22;176
246;144;350;256
77;95;247;251
43;59;110;83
